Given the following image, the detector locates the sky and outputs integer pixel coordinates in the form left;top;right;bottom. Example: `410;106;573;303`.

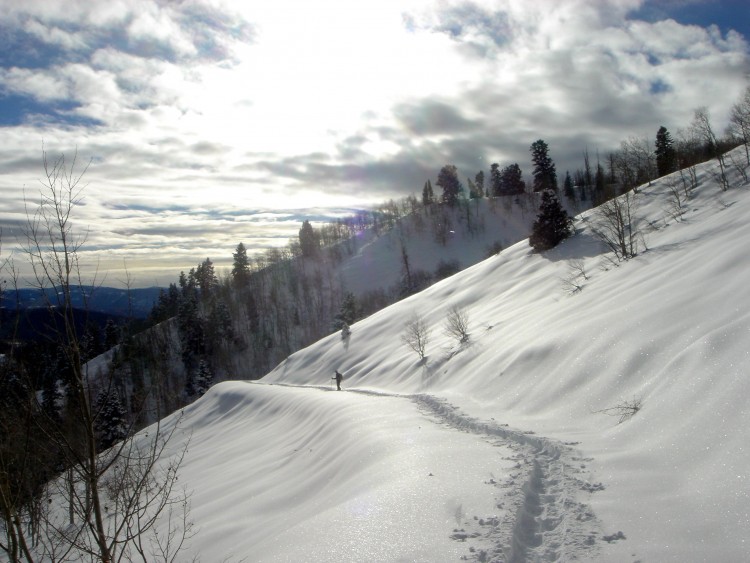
65;145;750;562
0;0;748;287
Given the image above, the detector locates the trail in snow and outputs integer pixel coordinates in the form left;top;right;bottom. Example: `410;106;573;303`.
268;383;611;562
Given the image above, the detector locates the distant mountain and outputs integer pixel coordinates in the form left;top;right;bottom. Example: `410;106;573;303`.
0;306;129;342
0;286;163;319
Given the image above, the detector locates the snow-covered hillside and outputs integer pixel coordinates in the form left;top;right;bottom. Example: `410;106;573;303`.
70;150;750;562
337;195;546;296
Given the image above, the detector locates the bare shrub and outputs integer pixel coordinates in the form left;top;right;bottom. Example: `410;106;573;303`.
444;305;470;344
593;397;643;424
569;258;589;280
664;177;686;222
728;151;749;184
560;259;588;295
401;313;431;360
591;190;641;261
692;107;730;191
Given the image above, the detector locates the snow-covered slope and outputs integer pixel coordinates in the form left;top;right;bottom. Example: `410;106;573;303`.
337;196;543;296
104;150;750;562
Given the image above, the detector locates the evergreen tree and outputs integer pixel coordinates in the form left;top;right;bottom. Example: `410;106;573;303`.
563;171;575;201
530;139;558;192
185;268;198;298
178;270;188;291
595;162;606;198
195;359;213;397
436;165;461;206
104;319;120;350
185;370;196;399
299;220;320;257
474;170;484;197
195;258;217;298
466;177;480;199
422;180;434;206
41;371;62;425
489;163;501;196
232;242;251;287
178;293;204;373
500;163;525;195
340;322;351;340
214;299;234;339
529;189;572;251
94;390;128;449
150;284;180;323
655;126;676;177
333;292;358;330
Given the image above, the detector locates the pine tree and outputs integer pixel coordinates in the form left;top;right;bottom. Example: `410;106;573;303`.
195;359;213;397
185;370;196;399
340;322;351;340
436;165;461;206
563;171;575;202
422;180;434;205
41;371;62;425
94;391;128;449
489;163;501;196
655;126;676;177
529;189;572;251
333;292;358;330
214;299;234;339
466;177;480;199
195;258;217;298
500;163;525;195
299;220;320;257
530;139;558;192
595;163;605;197
104;319;120;349
474;170;485;197
178;293;204;373
232;242;250;287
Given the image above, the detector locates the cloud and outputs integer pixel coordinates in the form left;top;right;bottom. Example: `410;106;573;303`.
0;0;255;128
0;0;748;287
413;1;514;58
394;100;480;136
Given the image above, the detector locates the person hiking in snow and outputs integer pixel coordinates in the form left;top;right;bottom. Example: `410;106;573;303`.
333;370;343;391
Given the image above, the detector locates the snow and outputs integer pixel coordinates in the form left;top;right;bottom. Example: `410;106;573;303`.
176;382;517;562
21;150;750;561
337;197;541;296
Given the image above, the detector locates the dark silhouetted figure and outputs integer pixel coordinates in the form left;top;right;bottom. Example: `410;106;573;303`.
333;370;343;391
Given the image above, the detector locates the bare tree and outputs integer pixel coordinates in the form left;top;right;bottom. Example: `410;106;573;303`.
611;136;655;196
691;107;730;191
727;151;749;184
591;190;641;261
401;313;431;361
36;415;194;562
0;150;194;563
727;85;750;165
675;127;701;196
664;177;686;222
444;305;470;344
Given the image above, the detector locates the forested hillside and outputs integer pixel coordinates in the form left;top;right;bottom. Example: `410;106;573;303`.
84;108;749;427
90;193;556;423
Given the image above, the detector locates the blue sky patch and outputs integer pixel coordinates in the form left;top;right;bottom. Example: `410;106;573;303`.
0;94;102;127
